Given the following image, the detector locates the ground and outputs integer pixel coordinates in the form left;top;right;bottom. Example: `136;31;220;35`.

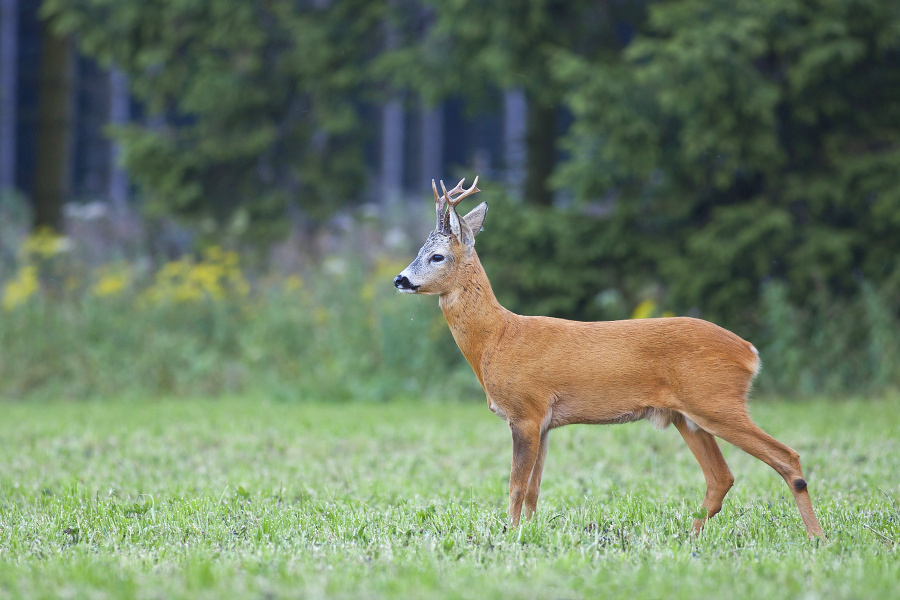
0;397;897;599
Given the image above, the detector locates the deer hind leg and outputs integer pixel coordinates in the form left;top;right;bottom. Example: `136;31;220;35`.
687;407;825;540
674;416;734;533
522;428;550;519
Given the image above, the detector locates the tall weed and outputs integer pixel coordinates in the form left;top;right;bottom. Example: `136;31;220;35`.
755;280;900;397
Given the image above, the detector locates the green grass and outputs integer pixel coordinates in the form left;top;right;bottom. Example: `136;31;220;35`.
1;397;897;599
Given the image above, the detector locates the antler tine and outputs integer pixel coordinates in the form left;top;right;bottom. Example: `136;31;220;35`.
432;179;446;231
438;180;452;232
441;176;481;207
445;178;467;199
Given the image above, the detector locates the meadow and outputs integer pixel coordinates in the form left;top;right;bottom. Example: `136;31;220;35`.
1;397;897;599
1;212;899;599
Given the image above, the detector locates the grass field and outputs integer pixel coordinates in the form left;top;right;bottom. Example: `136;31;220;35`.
1;397;897;599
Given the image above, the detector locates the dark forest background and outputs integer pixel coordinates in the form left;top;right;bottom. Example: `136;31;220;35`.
1;0;899;399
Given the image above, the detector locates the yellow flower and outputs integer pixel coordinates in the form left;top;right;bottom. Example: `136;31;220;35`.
92;268;130;298
141;249;251;305
2;266;39;311
188;263;225;299
22;227;71;259
631;299;656;319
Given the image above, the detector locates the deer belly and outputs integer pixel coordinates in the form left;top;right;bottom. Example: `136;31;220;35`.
549;393;672;428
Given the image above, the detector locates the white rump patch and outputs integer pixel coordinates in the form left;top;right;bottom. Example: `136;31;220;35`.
749;344;762;377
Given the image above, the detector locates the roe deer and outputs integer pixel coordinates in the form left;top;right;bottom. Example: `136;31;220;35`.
394;177;825;540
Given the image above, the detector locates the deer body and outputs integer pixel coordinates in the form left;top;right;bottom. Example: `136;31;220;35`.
395;178;825;540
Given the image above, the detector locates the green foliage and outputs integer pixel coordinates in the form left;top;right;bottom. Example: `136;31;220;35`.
477;192;636;321
554;0;900;326
755;280;900;397
41;0;393;240
380;1;648;205
382;0;631;103
0;244;473;401
1;398;899;598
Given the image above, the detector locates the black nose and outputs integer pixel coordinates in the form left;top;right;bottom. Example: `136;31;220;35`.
394;275;418;290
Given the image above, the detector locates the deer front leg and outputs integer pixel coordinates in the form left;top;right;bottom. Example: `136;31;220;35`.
508;420;541;526
522;428;550;519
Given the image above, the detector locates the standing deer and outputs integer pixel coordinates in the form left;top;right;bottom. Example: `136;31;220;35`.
394;177;825;540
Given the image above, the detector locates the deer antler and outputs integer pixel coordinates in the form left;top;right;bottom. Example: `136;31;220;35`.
439;176;480;208
433;177;481;233
433;179;447;231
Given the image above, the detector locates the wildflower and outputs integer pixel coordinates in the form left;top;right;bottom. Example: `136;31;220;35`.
22;227;71;260
2;266;39;311
631;299;656;319
92;267;130;298
141;247;251;304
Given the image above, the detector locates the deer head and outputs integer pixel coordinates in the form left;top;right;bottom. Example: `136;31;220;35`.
394;177;488;295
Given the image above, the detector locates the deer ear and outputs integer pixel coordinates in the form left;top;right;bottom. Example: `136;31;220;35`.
449;203;485;248
462;202;488;239
447;206;473;247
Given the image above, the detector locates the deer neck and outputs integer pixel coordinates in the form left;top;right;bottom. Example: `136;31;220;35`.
439;251;509;383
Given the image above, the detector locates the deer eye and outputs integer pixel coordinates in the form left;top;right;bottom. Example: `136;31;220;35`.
430;254;444;263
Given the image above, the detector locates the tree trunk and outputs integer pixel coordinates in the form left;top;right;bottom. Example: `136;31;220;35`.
523;99;556;207
0;0;18;192
108;66;130;210
419;101;443;192
503;88;526;195
33;18;74;232
380;98;405;204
